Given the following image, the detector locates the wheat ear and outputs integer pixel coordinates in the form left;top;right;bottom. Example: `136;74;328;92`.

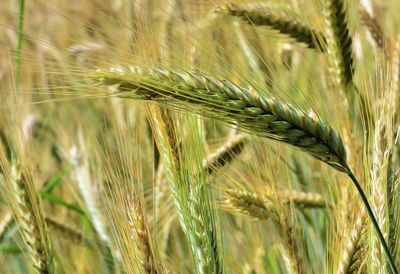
7;164;53;274
45;216;93;248
91;66;349;173
147;106;223;274
323;0;355;90
223;189;326;217
223;190;309;273
69;146;110;245
277;189;327;208
358;5;387;54
127;194;165;274
203;134;248;174
337;212;367;274
217;3;325;51
223;189;278;221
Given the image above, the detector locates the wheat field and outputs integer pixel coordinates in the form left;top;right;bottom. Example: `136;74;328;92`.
0;0;399;273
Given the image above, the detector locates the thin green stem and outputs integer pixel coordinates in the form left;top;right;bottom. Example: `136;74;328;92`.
348;172;398;274
16;0;25;84
11;0;25;163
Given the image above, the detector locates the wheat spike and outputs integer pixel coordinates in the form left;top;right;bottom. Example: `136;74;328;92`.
217;3;324;50
7;164;53;274
203;134;248;174
358;5;386;54
91;66;349;173
223;189;277;221
223;189;311;273
127;194;165;274
147;106;223;274
223;189;326;219
218;3;326;51
278;189;327;208
323;0;355;90
337;213;367;274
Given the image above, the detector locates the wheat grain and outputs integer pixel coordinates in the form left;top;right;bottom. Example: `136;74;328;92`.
91;66;349;173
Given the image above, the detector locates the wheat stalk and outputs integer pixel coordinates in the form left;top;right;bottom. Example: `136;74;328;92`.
217;3;325;51
91;66;349;173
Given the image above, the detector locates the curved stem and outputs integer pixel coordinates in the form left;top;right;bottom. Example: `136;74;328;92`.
348;172;398;274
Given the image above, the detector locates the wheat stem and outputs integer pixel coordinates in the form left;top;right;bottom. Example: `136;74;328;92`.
348;173;398;273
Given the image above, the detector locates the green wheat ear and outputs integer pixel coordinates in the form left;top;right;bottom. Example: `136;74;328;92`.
217;3;326;51
89;66;349;173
